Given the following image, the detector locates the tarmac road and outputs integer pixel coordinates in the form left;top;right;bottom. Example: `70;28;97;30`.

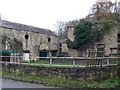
1;78;55;88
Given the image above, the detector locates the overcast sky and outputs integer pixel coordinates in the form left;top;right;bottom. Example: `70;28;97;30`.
0;0;116;32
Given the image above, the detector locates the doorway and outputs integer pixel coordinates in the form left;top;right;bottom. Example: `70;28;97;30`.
96;44;105;57
39;50;48;57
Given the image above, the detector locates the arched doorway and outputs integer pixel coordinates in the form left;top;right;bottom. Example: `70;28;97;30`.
1;39;11;62
39;44;49;57
39;50;48;57
1;36;22;62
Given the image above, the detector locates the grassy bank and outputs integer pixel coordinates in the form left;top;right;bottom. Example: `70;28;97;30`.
2;71;119;88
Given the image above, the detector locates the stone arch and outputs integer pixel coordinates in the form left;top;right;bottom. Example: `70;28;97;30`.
38;43;59;57
49;43;59;56
39;43;49;57
39;43;49;50
49;43;58;50
2;35;11;50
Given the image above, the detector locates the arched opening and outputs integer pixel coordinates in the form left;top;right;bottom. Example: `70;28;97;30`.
39;43;58;57
39;44;49;57
117;32;120;55
39;50;48;57
49;44;58;56
1;35;22;62
1;38;11;62
117;32;120;42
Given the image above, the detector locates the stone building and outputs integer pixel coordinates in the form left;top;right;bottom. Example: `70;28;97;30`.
63;20;119;57
0;20;59;62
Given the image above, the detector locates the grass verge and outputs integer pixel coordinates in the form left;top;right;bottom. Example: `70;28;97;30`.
2;71;119;88
23;59;73;65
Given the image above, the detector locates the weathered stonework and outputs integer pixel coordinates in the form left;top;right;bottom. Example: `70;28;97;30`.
1;62;119;81
67;28;75;42
0;20;59;62
97;27;118;55
68;48;78;57
67;21;79;42
61;43;68;52
66;21;119;57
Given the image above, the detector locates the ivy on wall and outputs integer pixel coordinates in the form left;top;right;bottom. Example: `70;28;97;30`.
67;20;116;49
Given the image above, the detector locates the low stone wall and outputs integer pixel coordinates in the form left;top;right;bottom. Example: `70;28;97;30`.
1;62;119;81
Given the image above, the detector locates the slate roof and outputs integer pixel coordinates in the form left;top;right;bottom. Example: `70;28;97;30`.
0;20;57;36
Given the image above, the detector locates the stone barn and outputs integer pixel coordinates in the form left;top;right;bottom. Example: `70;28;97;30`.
0;20;59;62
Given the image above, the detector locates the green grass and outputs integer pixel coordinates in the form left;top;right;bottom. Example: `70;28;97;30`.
2;71;119;88
87;78;119;88
30;60;49;64
23;59;73;66
110;60;120;63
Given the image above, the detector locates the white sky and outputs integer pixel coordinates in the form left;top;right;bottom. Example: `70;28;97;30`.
0;0;116;32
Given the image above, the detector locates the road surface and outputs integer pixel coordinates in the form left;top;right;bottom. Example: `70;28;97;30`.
1;78;55;88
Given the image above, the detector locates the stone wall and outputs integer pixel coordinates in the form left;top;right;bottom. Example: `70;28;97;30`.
67;21;79;42
67;22;119;56
0;27;59;60
1;62;118;81
61;43;68;52
97;27;118;56
68;49;78;57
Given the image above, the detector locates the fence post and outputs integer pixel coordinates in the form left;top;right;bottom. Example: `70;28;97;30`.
49;53;52;65
50;58;52;65
16;53;19;63
86;57;90;67
73;57;75;67
10;53;14;63
107;59;110;65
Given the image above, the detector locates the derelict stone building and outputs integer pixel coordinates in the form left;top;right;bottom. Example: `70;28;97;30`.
0;20;59;62
65;21;119;57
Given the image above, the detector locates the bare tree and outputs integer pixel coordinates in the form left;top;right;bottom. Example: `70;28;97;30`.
86;0;115;20
54;21;67;39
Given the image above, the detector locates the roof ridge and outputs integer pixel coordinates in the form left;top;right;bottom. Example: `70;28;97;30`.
0;20;57;36
1;20;50;31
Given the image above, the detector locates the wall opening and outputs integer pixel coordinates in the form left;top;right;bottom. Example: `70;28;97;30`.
39;50;48;57
96;44;105;57
117;33;120;42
